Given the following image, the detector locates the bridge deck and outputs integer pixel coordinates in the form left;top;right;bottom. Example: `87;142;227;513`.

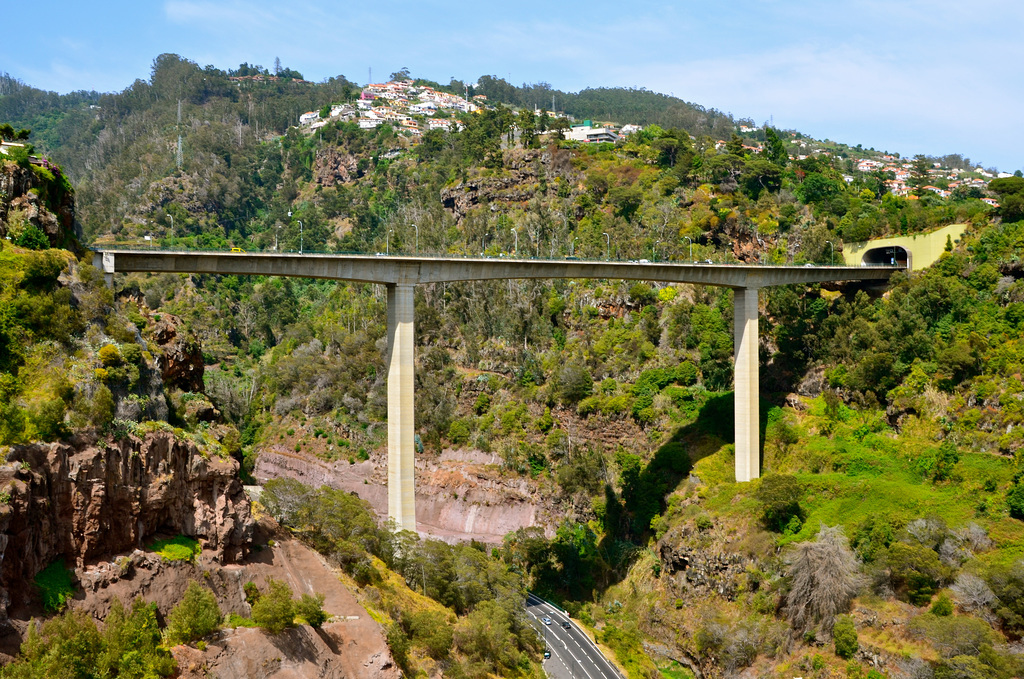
94;250;900;288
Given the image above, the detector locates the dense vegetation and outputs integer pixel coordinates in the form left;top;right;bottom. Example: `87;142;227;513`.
3;54;1024;679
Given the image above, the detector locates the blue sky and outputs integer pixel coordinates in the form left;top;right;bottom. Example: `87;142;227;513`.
3;0;1021;171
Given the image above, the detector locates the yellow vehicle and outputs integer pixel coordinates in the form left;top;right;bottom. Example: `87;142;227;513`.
230;247;244;253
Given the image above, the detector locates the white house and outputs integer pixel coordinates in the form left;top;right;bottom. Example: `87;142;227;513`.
299;111;319;125
564;125;619;144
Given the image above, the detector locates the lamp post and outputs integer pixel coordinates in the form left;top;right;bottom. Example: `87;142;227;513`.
288;211;303;253
511;228;518;255
654;240;661;262
387;229;393;255
570;237;579;257
825;240;834;266
602;232;610;260
168;214;174;244
684;236;692;261
413;223;418;253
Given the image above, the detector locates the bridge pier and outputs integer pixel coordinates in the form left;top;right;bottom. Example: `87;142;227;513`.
733;287;760;482
386;283;417;533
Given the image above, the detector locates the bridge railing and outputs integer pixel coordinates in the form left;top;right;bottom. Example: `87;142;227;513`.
90;244;900;268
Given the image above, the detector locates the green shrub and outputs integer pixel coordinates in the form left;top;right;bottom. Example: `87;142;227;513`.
833;615;859;659
1008;481;1024;520
165;581;221;644
98;344;123;367
34;559;75;613
243;581;260;605
251;578;295;634
931;592;954;616
14;224;49;250
473;393;491;414
577;395;604;417
295;592;328;628
447;418;471;445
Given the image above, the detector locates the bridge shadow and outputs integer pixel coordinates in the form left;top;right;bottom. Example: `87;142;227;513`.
657;390;769;469
596;391;769;574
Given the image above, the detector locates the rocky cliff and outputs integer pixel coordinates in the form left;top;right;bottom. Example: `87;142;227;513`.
254;446;558;543
0;158;78;249
0;430;253;624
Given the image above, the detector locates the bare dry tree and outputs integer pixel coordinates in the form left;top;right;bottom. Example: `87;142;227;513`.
784;524;863;635
950;572;997;621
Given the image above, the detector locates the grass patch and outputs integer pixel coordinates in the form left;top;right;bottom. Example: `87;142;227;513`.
34;560;75;613
147;535;201;562
225;612;258;628
659;660;695;679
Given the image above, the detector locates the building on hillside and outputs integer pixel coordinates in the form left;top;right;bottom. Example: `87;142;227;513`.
619;124;643;136
299;111;319;125
0;141;26;155
565;124;619;144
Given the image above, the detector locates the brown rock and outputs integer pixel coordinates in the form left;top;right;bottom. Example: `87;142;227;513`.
313;147;361;187
152;315;204;393
0;431;253;623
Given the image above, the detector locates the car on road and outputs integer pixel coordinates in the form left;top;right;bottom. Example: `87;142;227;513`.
543;649;551;659
562;621;571;630
541;616;552;625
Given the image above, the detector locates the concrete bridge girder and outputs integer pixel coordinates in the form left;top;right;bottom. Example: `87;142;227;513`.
94;250;899;533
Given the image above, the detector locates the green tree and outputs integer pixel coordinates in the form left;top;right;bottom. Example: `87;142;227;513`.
165;581;221;645
251;578;296;634
755;475;804;532
833;615;859;659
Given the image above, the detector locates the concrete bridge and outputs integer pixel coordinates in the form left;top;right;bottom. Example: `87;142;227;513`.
94;249;899;532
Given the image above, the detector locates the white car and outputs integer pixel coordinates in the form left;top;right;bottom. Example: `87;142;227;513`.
541;616;552;625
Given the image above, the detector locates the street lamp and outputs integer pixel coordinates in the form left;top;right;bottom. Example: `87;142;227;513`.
683;236;692;261
511;227;518;255
570;237;579;257
654;240;661;262
387;228;393;255
288;211;303;253
602;232;610;260
168;214;174;244
413;223;418;253
825;240;834;266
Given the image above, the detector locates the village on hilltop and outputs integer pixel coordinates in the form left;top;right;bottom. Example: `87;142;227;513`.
284;77;1010;204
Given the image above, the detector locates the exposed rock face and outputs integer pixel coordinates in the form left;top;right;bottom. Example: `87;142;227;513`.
440;147;575;224
152;315;205;392
313;147;361;187
0;431;253;623
254;446;557;543
0;159;77;248
657;526;751;599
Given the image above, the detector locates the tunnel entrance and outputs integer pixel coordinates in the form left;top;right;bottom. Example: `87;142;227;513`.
862;245;910;268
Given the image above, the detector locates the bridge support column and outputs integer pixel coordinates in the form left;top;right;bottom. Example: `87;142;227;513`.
386;283;417;533
733;287;760;483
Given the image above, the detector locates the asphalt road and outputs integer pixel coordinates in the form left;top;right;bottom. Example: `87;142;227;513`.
526;593;622;679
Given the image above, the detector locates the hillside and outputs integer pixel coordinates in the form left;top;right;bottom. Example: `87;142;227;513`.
3;53;1024;679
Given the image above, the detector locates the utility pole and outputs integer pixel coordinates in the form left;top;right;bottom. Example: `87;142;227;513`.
175;100;183;170
602;232;610;260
